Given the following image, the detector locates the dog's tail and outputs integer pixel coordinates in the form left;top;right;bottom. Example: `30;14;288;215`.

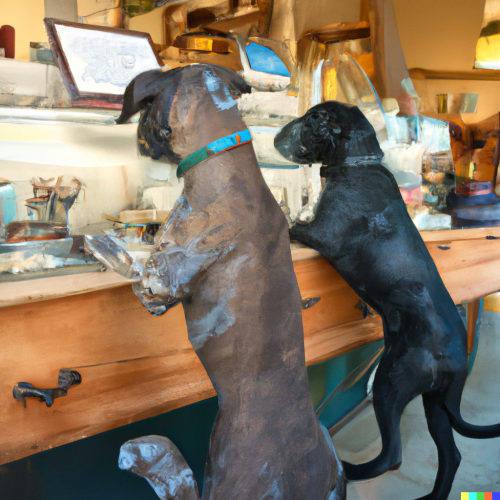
444;401;500;439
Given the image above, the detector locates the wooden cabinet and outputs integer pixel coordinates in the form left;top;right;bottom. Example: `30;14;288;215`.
0;254;383;465
1;228;500;465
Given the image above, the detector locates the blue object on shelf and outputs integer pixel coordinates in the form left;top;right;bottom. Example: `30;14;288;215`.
245;43;291;77
36;49;55;65
0;182;17;226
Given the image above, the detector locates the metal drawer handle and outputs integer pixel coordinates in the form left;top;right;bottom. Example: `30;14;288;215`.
302;297;321;309
13;369;82;408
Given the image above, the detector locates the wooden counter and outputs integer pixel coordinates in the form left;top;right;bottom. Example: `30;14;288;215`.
1;227;500;465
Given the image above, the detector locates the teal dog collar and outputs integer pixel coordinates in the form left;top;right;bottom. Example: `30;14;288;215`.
177;129;252;177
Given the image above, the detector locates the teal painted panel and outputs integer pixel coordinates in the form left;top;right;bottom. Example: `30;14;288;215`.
0;183;17;225
307;362;326;408
313;340;384;429
0;397;219;500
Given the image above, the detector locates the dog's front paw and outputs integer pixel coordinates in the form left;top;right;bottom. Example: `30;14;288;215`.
132;282;178;316
142;268;170;297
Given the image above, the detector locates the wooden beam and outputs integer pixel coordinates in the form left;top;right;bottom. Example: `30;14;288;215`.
410;67;500;82
300;22;370;44
467;299;480;355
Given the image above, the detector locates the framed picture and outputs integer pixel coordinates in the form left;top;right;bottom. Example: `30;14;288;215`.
44;18;163;109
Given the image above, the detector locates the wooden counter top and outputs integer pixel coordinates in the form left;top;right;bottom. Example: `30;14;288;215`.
0;242;321;309
2;227;500;308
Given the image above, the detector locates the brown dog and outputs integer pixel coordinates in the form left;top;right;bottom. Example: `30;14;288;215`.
116;65;345;499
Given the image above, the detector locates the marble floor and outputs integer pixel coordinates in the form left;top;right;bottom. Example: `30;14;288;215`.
332;311;500;499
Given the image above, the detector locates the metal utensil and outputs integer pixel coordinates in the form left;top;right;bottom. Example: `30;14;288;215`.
84;235;140;281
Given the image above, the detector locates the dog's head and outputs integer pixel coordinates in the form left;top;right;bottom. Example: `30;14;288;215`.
274;101;383;166
117;64;251;164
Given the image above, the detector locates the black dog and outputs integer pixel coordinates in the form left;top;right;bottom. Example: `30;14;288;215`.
274;101;500;500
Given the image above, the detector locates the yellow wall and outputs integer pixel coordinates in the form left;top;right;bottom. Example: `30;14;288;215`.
0;0;492;72
392;0;500;124
268;0;487;73
0;0;47;61
393;0;486;72
128;6;166;44
129;0;363;48
270;0;361;42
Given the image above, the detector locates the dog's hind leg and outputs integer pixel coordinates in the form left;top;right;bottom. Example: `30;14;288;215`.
414;393;461;500
342;358;415;481
119;436;200;500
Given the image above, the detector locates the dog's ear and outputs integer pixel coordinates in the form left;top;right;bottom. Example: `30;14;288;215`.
275;108;341;164
116;68;184;125
196;65;252;115
118;65;252;163
207;65;252;100
117;65;250;125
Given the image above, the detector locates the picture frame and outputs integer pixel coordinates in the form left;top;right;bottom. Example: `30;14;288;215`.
44;18;164;109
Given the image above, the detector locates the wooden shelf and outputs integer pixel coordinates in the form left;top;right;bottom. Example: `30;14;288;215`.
300;22;371;44
410;67;500;82
0;254;366;465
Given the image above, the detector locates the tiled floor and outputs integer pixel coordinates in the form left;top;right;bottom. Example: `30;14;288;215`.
332;311;500;499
